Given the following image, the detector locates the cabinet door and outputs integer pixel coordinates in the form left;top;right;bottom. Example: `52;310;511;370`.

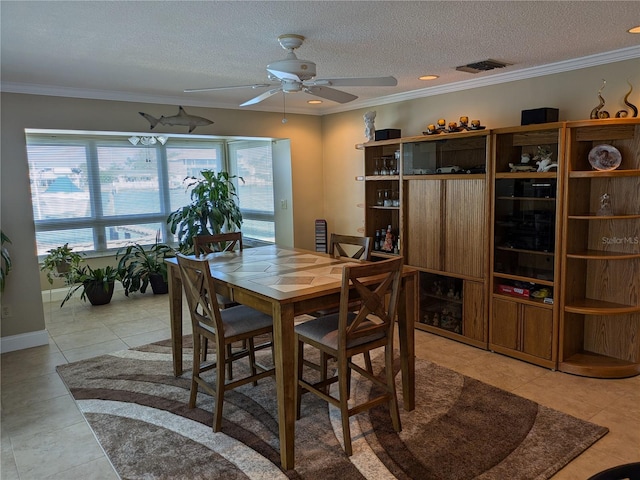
463;280;486;342
491;298;519;350
444;179;485;278
406;180;442;270
522;305;553;360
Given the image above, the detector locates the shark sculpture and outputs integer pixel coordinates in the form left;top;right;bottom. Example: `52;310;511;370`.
139;106;213;133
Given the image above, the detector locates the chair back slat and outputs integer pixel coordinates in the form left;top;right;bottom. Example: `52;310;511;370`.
339;257;403;349
329;234;372;261
177;254;224;337
193;232;243;256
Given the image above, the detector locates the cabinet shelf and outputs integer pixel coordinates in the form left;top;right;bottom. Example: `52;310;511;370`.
564;298;640;315
369;205;400;210
559;352;640;379
365;175;400;181
402;174;485;180
496;196;556;202
566;250;640;260
495;172;558;179
569;169;640;178
568;213;640;220
422;292;463;305
492;293;554;308
495;245;555;256
493;272;554;287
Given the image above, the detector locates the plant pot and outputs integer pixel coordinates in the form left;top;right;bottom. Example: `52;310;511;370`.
55;260;71;274
84;281;115;305
149;274;169;295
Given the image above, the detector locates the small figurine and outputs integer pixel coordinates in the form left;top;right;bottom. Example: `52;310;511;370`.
437;118;446;130
597;193;613;216
432;313;440;327
536;158;558;172
459;116;469;128
521;153;531;164
509;162;537;172
364;111;376;142
447;288;455;298
470;119;481;129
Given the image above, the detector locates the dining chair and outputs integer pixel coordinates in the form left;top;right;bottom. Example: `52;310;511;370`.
193;232;243;256
193;232;247;378
328;233;372;261
295;256;403;456
176;253;275;432
587;462;640;480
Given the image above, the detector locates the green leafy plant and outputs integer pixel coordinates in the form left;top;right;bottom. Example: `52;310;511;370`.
41;243;84;285
167;170;243;253
117;233;175;296
1;230;12;292
61;264;120;307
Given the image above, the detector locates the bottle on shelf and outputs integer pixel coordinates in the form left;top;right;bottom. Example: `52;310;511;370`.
374;230;381;251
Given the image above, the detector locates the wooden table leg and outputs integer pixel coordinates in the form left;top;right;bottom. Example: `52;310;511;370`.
398;270;417;411
168;263;184;377
272;302;296;470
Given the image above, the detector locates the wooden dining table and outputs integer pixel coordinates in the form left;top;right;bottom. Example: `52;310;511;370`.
165;245;418;470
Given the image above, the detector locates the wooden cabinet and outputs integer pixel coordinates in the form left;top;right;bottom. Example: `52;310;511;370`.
489;124;564;369
363;131;491;348
363;140;402;259
559;119;640;378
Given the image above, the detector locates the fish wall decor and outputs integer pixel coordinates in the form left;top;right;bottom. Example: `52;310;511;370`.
139;106;213;133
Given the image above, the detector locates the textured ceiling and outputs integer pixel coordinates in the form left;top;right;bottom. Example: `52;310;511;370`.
1;1;639;115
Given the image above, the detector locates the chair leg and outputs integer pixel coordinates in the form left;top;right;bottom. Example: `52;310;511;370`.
385;345;401;432
189;333;201;409
247;337;258;387
226;343;234;380
296;338;304;420
320;351;328;393
213;342;226;432
338;355;353;456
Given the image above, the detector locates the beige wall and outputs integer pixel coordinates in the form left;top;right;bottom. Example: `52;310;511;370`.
1;57;639;346
321;58;640;236
0;94;323;340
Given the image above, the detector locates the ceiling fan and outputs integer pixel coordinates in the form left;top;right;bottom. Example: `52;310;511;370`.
185;34;397;106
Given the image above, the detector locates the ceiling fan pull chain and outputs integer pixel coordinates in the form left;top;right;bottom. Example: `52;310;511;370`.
282;92;288;124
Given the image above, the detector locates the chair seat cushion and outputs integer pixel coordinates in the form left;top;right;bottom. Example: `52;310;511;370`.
205;305;273;338
295;312;384;351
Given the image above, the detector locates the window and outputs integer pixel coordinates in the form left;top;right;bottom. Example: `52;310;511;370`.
26;130;275;256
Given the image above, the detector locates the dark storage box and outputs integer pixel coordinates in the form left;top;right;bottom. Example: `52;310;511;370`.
375;129;401;141
521;108;559;125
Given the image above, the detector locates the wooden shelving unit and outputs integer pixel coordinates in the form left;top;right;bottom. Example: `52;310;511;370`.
488;123;565;369
559;118;640;378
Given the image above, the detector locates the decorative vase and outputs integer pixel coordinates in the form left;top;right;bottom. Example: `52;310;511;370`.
84;281;115;305
149;274;169;295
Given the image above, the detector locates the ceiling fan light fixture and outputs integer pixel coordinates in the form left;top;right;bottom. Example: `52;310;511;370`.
419;75;439;81
307;99;322;104
628;25;640;34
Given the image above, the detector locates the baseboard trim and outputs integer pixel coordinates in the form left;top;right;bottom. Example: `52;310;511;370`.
0;329;49;353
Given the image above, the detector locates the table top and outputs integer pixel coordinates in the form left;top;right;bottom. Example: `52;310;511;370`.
167;245;364;303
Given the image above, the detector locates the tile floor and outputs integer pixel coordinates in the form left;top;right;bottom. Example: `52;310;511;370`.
2;291;639;479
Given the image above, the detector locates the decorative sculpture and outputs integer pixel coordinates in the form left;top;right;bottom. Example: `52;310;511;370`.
590;80;610;119
597;193;613;216
364;111;376;141
615;81;638;118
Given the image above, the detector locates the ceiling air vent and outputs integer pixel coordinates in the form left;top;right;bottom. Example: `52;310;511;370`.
456;59;512;74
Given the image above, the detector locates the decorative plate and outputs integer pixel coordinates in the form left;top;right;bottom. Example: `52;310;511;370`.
588;144;622;171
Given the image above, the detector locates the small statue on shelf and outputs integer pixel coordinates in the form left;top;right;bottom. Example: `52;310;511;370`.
597;193;613;216
381;225;394;252
364;110;376;142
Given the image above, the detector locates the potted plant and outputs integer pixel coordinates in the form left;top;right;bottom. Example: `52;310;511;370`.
41;243;84;285
167;170;243;253
117;234;175;296
61;264;120;307
1;230;12;292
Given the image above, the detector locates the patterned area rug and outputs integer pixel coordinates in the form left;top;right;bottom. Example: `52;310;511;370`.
56;337;608;480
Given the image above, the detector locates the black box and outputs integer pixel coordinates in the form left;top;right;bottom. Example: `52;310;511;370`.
521;108;559;125
375;129;401;141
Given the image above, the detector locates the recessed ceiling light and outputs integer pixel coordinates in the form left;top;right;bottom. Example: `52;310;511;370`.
307;100;322;104
628;25;640;33
419;75;439;81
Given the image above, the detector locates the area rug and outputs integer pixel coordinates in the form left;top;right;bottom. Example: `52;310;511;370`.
56;337;608;480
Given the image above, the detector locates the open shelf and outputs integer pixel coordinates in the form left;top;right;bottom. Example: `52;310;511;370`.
559;351;640;378
566;250;640;260
564;298;640;315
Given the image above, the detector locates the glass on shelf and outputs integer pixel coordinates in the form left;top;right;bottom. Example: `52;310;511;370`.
376;189;384;206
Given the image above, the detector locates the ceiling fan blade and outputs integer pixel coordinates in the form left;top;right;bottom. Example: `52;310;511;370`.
240;87;282;107
305;86;358;104
267;68;301;82
309;76;397;87
184;84;271;93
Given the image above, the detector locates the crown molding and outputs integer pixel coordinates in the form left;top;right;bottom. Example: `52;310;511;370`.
2;46;639;117
322;45;640;115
